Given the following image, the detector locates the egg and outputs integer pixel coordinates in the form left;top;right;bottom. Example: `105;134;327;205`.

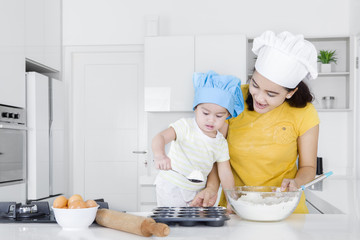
85;199;98;208
68;200;87;209
53;196;68;208
68;194;84;205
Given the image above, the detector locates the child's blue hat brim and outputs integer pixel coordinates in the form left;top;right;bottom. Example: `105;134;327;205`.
194;88;235;119
192;71;244;119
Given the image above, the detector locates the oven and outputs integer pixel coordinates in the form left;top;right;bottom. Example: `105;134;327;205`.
0;105;26;185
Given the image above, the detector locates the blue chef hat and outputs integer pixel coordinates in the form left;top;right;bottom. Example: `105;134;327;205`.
193;71;244;119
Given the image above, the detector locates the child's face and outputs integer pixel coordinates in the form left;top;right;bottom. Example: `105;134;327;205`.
194;103;230;137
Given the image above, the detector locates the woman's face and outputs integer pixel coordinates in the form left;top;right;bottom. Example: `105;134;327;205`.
249;71;297;114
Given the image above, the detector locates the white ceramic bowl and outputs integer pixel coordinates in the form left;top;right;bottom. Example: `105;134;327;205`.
52;205;99;230
225;186;301;222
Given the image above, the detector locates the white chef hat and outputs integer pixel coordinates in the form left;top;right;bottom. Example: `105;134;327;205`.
252;31;318;89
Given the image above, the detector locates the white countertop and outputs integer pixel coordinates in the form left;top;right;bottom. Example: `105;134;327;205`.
1;178;360;240
1;214;359;240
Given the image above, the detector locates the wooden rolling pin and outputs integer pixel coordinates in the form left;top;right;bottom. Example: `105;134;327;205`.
95;209;170;237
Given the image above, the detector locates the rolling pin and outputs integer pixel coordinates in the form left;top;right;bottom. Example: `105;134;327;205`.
95;209;170;237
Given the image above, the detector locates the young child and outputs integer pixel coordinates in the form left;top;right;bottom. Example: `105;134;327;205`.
152;70;244;207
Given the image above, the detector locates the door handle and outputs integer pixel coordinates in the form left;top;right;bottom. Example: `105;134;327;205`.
132;151;147;154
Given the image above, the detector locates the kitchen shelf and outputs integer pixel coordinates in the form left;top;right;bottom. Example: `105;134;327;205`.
248;36;353;111
317;72;350;76
248;72;350;78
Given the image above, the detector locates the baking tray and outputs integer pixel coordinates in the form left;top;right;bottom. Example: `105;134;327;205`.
149;207;230;227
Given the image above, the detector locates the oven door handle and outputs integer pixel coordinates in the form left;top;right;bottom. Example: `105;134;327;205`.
0;124;27;130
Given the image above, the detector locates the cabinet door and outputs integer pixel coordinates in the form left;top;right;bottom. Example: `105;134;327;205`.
0;0;25;108
25;0;61;71
44;0;61;70
145;36;195;111
144;35;247;112
195;35;247;83
25;0;44;64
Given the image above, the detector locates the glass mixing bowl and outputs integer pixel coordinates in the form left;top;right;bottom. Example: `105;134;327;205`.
224;186;302;221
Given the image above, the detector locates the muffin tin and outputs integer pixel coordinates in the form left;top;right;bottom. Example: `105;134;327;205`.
149;207;230;227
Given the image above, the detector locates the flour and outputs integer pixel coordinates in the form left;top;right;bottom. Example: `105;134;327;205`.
229;191;301;221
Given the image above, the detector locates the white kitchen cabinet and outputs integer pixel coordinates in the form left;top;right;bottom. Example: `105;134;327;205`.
145;36;195;111
144;34;247;112
44;0;62;71
0;0;26;108
195;35;247;83
25;0;61;71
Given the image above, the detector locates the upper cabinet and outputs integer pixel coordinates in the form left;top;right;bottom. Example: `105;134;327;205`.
247;36;354;112
25;0;61;71
0;0;26;108
145;36;194;112
195;35;247;82
144;34;247;111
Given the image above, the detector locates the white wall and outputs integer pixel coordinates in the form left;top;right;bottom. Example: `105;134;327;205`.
63;0;351;46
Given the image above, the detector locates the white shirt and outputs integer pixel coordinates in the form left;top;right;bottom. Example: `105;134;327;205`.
158;118;230;191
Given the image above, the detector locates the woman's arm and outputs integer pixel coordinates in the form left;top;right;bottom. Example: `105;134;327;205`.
152;127;176;170
190;163;220;207
219;121;229;138
281;124;319;191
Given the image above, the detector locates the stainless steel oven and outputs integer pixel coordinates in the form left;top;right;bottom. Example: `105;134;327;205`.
0;105;26;185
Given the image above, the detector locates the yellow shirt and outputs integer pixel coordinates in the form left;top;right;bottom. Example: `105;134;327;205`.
219;85;320;213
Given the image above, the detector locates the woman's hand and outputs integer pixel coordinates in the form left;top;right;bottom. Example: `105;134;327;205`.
226;202;234;214
154;155;172;170
280;178;299;192
190;187;218;207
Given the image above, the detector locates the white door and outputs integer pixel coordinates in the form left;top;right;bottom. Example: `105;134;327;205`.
70;46;144;211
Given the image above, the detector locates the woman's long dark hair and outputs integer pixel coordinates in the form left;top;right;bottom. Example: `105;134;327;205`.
246;80;314;111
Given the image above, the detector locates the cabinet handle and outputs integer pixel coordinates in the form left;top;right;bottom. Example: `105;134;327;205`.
132;151;147;154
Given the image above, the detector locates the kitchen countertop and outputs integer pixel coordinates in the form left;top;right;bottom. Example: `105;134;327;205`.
1;178;360;240
1;214;359;240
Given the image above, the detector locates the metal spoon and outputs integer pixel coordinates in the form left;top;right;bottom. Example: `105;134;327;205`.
171;170;204;183
298;171;333;191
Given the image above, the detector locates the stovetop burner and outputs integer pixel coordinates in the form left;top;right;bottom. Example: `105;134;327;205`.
0;201;56;223
0;199;109;224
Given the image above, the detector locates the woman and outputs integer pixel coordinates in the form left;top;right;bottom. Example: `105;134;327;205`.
191;30;319;213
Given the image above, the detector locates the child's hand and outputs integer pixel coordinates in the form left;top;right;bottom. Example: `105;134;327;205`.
190;187;218;207
154;155;172;170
